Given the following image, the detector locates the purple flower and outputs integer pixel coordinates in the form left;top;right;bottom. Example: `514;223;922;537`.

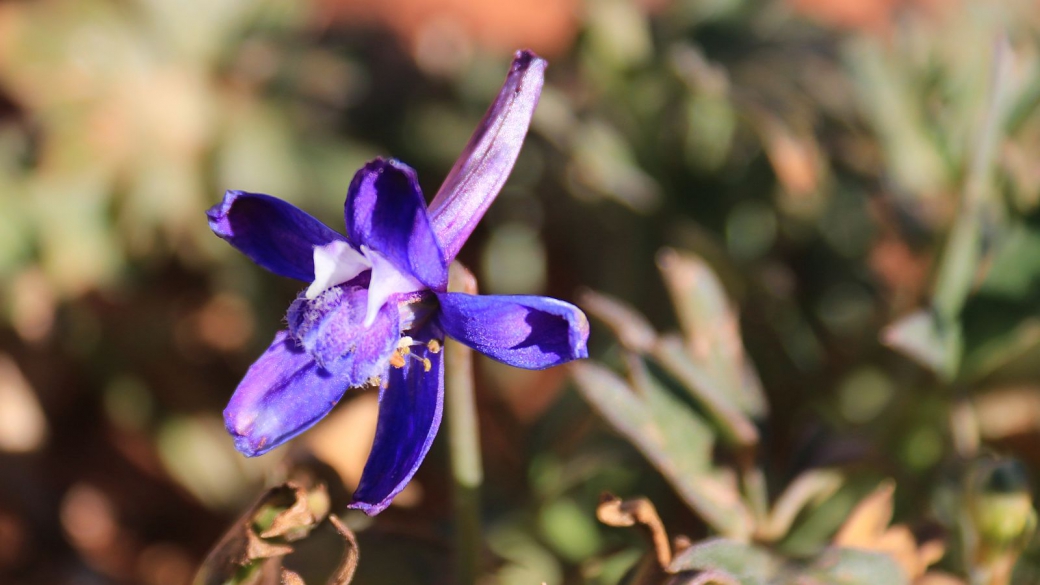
206;50;589;515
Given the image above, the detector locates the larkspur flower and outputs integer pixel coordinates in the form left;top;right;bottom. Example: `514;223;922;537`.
206;50;589;515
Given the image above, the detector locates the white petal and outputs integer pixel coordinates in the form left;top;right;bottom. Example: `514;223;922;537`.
363;246;424;327
305;240;370;299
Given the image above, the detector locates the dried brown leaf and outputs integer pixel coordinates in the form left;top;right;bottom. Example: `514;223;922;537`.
260;484;321;540
194;483;328;585
597;493;672;569
327;515;360;585
246;529;294;561
833;480;947;581
834;480;895;548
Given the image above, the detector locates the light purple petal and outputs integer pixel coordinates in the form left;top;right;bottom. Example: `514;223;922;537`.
207;190;347;282
428;50;546;262
345;159;448;291
286;281;399;387
349;329;444;515
223;331;348;457
436;293;589;370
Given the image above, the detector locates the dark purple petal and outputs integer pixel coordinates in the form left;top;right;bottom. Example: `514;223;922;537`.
349;329;444;515
436;293;589;370
286;281;399;387
224;331;348;457
208;190;347;282
427;50;546;262
345;159;447;291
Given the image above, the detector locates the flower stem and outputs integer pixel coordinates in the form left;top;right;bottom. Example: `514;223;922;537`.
446;262;483;585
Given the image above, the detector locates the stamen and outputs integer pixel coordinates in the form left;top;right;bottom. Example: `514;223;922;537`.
427;339;441;354
397;350;433;372
390;352;406;369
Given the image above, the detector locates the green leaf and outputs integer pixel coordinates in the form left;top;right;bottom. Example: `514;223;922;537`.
568;121;660;213
960;221;1040;380
931;210;984;328
571;362;753;538
667;538;780;585
656;248;768;418
805;547;910;585
759;469;844;542
651;337;759;449
843;38;949;200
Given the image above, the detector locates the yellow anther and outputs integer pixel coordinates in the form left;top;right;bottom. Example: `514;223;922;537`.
400;346;411;356
390;351;406;369
422;357;432;372
427;339;441;354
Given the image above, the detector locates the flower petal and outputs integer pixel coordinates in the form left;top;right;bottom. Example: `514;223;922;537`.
436;293;589;370
349;330;444;515
305;240;371;300
287;282;399;387
345;159;448;291
427;50;546;262
224;331;348;457
207;190;347;282
363;247;423;327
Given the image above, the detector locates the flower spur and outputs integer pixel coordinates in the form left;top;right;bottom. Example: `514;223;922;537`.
207;50;589;515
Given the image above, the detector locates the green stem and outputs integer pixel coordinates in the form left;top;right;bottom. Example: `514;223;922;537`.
446;262;483;585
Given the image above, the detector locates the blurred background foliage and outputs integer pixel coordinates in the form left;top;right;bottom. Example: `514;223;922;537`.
3;0;1040;583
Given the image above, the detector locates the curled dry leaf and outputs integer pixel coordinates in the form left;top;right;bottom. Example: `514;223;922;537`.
246;528;294;560
194;482;332;585
594;497;749;585
327;515;360;585
260;484;324;540
597;493;672;569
